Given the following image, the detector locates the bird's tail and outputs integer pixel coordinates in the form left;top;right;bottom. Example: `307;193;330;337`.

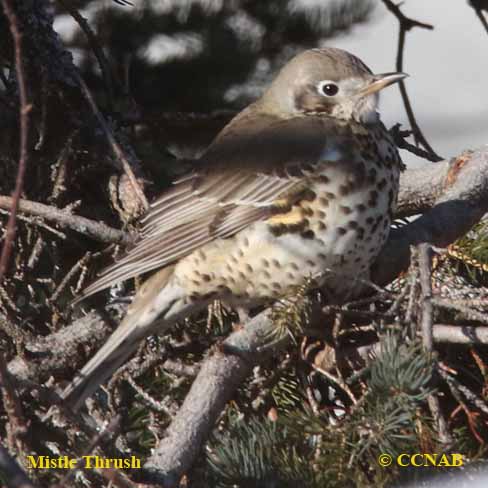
61;266;197;411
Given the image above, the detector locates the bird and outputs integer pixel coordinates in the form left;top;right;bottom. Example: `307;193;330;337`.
62;47;406;411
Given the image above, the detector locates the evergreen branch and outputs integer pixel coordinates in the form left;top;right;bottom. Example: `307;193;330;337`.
141;302;321;485
2;145;487;483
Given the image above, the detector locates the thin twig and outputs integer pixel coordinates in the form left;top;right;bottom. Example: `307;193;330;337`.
382;0;442;162
417;244;452;444
162;358;200;377
386;284;409;317
48;131;78;204
445;298;488;310
0;196;131;244
0;0;32;282
343;291;392;310
0;68;9;88
438;364;488;416
49;252;92;303
471;2;488;34
34;70;48;151
59;0;115;110
390;124;442;162
126;376;174;415
300;369;321;416
405;267;419;337
418;244;434;351
445;380;485;444
309;362;358;405
74;71;148;211
0;208;67;240
322;304;393;322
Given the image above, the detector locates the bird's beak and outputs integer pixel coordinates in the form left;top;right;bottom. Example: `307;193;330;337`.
360;72;409;96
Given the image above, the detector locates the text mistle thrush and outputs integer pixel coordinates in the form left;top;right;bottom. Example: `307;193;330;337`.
62;48;406;410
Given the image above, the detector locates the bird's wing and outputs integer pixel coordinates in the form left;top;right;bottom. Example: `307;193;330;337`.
79;115;353;299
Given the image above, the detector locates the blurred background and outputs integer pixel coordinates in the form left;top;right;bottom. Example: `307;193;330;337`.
52;0;488;167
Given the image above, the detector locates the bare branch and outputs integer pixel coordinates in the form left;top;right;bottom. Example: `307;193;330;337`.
74;72;149;212
0;196;131;245
141;307;295;485
417;244;452;444
434;324;488;344
3;144;487;483
438;363;488;416
142;145;488;480
389;124;442;163
469;0;488;34
382;0;442;161
418;244;434;351
395;159;446;218
59;0;115;110
0;0;32;281
7;311;112;384
372;147;488;286
433;298;488;325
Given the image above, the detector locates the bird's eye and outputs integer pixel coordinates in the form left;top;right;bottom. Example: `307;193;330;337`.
319;82;339;97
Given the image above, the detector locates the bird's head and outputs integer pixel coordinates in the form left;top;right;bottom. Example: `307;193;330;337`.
261;48;408;124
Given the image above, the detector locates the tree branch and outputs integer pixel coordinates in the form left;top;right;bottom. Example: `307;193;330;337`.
433;324;488;344
74;72;149;213
0;196;131;245
371;147;488;285
6;311;112;385
469;0;488;34
0;0;32;281
390;124;442;163
4;145;488;483
142;146;488;482
59;0;115;111
141;304;321;486
417;243;452;444
382;0;442;161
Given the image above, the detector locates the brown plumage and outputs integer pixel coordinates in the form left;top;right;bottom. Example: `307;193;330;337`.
80;116;358;297
62;48;406;410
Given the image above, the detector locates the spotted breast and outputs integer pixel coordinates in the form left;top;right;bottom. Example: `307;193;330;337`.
172;118;402;307
62;47;406;411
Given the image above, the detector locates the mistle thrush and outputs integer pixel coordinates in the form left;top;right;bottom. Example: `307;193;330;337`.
62;48;406;410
